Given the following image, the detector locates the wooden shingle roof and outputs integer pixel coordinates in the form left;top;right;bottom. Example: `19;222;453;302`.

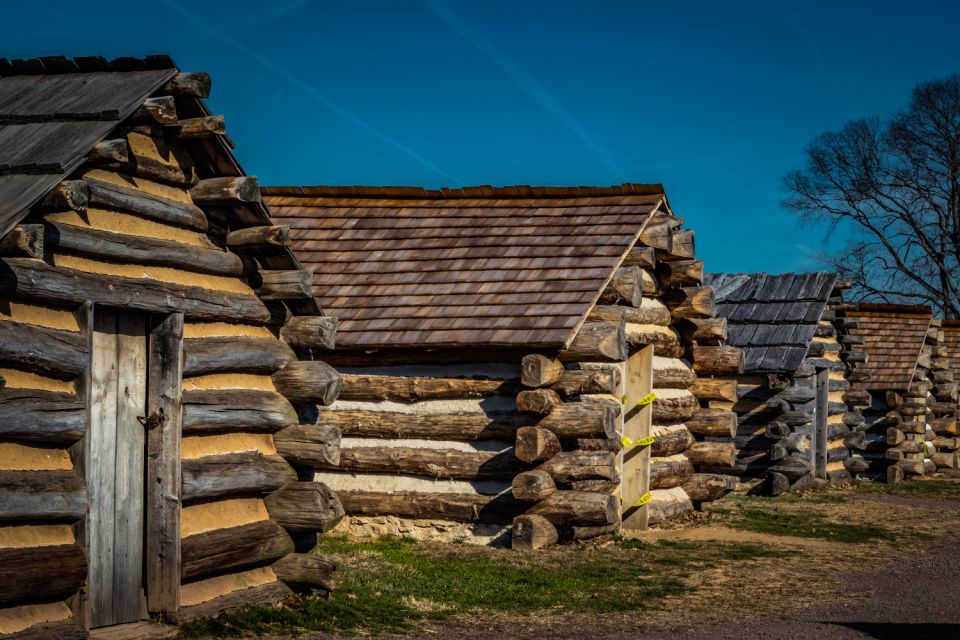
0;55;178;237
263;185;667;348
706;272;836;373
847;303;932;391
941;320;960;382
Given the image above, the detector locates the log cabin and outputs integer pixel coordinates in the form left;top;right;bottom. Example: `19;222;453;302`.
262;184;741;549
0;55;343;638
703;273;869;495
845;304;952;482
935;321;960;469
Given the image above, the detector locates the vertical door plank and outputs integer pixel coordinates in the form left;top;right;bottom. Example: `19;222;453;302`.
622;345;653;530
112;312;148;624
146;312;184;615
88;307;119;628
815;368;829;479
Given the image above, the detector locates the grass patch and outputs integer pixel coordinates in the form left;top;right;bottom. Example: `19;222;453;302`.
182;536;780;638
854;478;960;499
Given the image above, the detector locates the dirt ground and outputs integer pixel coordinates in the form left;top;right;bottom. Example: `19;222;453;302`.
317;484;960;640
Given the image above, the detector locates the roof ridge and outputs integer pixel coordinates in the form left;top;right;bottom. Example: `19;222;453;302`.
0;54;176;77
262;183;666;199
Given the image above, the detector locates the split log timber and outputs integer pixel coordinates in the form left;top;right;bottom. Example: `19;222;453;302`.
190;176;261;205
274;424;341;467
44;220;245;277
0;224;43;258
651;424;695;457
0;388;85;444
765;421;791;439
512;514;558;551
0;320;86;379
684;441;737;467
272;553;340;592
272;360;342;405
133;96;178;124
520;354;565;387
655;259;703;287
0;470;86;521
281;316;337;351
173;581;292;624
931;452;959;469
558;322;628;363
646;487;694;525
621;245;656;269
670;229;696;259
37;180;88;211
598;266;643;307
768;472;790;496
181;452;297;502
0;618;87;640
550;367;621;396
0;544;87;606
652;358;697;391
651;390;699;423
691;378;738;402
511;469;556;501
320;408;530;440
681;473;737;503
537;451;618;483
843;455;870;474
183;336;295;376
162;72;212;98
339;374;515;402
649;454;694;489
527;491;619;527
515;389;562;415
181;520;294;581
769;456;813;482
85;177;208;231
675;317;727;343
182;389;297;434
226;225;292;249
169;115;225;139
685;408;737;437
87;138;129;165
256;270;313;301
337;490;526;524
536;401;618;438
125;135;197;185
661;286;716;319
639;218;673;253
0;258;271;324
588;301;671;326
691;345;744;376
322;447;528;481
264;481;345;533
515;426;562;463
625;323;683;357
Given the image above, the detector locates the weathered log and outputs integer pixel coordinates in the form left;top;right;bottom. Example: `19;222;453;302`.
322;408;530;440
841;351;869;364
655;259;702;287
843;411;867;428
680;473;737;503
226;225;292;250
45;220;244;277
0;225;43;258
256;270;313;301
527;491;619;527
769;456;812;482
932;436;959;449
0;544;87;606
521;354;565;387
181;452;297;502
624;323;682;357
125;133;198;185
886;427;906;446
190;176;261;205
512;514;559;550
927;400;957;414
638;218;673;253
588;300;671;326
621;245;656;269
843;430;866;450
272;360;341;406
163;72;211;97
652;357;697;389
886;465;905;484
280;315;337;351
651;423;695;457
646;486;694;525
670;229;695;259
337;490;526;523
767;471;790;496
182;520;293;581
85;176;207;231
325;446;528;481
675;317;727;344
182;389;297;434
537;401;618;438
685;408;737;437
685;441;737;467
598;266;643;307
173;581;293;624
0;257;270;324
87;138;129;165
0;319;86;379
511;469;557;502
264;481;344;534
0;617;87;640
551;367;621;397
339;374;514;402
37;180;88;211
183;336;294;376
649;454;694;489
779;411;813;426
170;115;225;139
842;389;873;407
558;322;628;363
515;426;562;463
516;389;562;415
843;455;870;474
273;553;340;592
764;421;791;439
133;96;178;124
651;389;699;423
538;451;618;483
0;388;85;444
930;416;958;435
274;424;341;467
691;377;737;402
661;286;716;319
931;452;959;469
0;470;86;522
691;345;744;375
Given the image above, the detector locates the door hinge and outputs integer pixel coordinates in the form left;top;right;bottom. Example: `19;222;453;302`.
137;409;165;430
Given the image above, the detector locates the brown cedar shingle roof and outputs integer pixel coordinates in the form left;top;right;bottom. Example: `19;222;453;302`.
848;303;932;391
263;184;666;349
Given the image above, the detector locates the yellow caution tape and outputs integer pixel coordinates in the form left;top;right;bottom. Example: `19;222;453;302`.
621;435;656;449
631;492;653;508
635;392;657;407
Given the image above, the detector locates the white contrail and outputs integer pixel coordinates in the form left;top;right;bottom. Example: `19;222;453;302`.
423;0;623;178
160;0;465;185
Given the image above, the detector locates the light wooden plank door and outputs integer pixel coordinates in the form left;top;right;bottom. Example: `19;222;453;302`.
621;346;654;530
88;308;148;628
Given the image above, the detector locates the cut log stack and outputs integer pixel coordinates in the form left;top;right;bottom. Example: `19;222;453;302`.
0;62;343;634
934;321;960;469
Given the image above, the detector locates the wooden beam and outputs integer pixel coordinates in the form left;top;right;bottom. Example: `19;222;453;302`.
182;389;297;434
273;424;341;467
536;401;618;438
190;176;261;205
620;245;656;269
537;450;618;483
87;138;129;165
321;446;529;481
675;317;727;343
558;321;627;363
649;454;694;489
281;315;337;350
0;470;86;522
588;302;672;326
133;96;178;124
514;426;562;463
264;481;345;533
511;469;556;501
272;553;339;592
511;514;558;550
181;452;297;502
321;408;532;440
655;259;702;287
0;224;43;258
169;115;225;139
86;177;208;231
550;367;620;397
685;408;737;437
691;345;744;376
521;354;564;387
598;266;642;307
272;360;342;405
340;373;516;402
0;544;87;606
37;180;88;211
226;225;291;250
183;336;295;376
162;72;212;98
0;319;86;379
337;490;526;524
256;270;313;301
670;229;695;259
661;286;716;319
527;491;619;527
0;388;84;444
181;520;293;581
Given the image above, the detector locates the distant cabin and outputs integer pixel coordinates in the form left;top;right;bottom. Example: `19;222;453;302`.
0;55;342;637
263;183;743;549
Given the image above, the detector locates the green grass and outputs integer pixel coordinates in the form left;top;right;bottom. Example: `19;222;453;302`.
181;536;781;638
854;478;960;498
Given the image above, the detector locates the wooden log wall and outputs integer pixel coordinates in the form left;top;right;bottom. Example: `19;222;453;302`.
696;282;869;495
0;73;343;632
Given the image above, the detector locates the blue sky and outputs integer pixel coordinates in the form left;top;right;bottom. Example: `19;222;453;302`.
3;0;959;273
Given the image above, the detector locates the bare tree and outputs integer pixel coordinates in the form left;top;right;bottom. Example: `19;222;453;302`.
783;74;960;318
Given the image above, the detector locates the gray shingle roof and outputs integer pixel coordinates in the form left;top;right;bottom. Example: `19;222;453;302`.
706;272;837;374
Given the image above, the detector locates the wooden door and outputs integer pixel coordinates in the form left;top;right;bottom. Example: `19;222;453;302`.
814;368;829;480
87;308;148;628
621;346;654;530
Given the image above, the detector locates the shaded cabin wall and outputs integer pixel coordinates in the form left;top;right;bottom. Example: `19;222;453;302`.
0;91;341;635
